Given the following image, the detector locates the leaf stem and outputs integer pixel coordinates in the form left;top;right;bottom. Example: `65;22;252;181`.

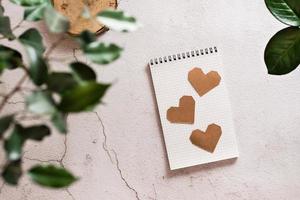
44;35;66;58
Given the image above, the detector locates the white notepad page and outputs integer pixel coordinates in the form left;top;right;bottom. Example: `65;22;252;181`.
149;47;239;170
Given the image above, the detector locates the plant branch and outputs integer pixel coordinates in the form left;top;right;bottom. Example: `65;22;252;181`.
44;35;66;58
0;73;27;113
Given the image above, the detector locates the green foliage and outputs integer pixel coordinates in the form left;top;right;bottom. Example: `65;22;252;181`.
59;82;110;112
0;115;14;137
97;9;140;32
265;27;300;74
70;62;97;81
19;28;48;85
265;0;300;75
83;42;123;64
0;0;139;189
0;16;15;40
265;0;300;26
28;165;77;188
44;6;69;33
2;160;22;185
0;45;22;73
46;72;77;93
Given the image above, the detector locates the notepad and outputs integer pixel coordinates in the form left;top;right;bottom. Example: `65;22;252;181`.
149;47;238;170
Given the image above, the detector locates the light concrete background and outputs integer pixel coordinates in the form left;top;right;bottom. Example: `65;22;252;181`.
1;0;300;199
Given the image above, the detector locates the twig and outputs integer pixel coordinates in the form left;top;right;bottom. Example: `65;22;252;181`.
12;19;24;31
44;35;67;58
0;74;27;113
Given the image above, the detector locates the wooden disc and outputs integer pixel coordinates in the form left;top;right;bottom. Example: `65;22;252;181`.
52;0;117;35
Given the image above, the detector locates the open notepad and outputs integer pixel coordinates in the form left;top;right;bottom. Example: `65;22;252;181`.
149;47;238;170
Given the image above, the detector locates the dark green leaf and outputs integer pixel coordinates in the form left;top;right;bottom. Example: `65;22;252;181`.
22;125;50;141
76;30;97;47
0;16;15;40
0;45;22;73
265;0;300;26
19;28;48;85
97;9;139;32
44;6;69;33
83;42;123;65
0;5;4;16
4;125;24;161
28;164;77;188
29;57;48;85
10;0;48;7
26;91;56;115
265;27;300;75
19;28;45;55
70;62;96;81
2;160;22;185
47;72;77;93
51;112;67;133
0;115;14;138
59;82;110;112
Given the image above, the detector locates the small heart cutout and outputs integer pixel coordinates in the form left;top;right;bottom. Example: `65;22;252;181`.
190;124;222;153
167;96;195;124
188;68;221;97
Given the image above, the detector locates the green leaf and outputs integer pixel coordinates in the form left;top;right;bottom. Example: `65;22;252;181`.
28;164;77;188
0;115;14;138
10;0;47;6
19;28;45;55
70;62;96;81
0;16;16;40
26;91;56;115
24;3;48;21
265;0;300;26
44;6;69;33
19;28;48;85
0;45;23;72
2;160;22;185
22;125;50;141
83;42;123;65
51;112;67;133
4;123;50;161
4;125;24;161
97;9;140;32
59;81;110;112
76;30;97;47
0;5;4;16
47;72;77;93
264;27;300;75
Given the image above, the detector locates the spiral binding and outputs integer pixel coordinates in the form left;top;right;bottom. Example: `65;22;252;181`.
149;46;218;66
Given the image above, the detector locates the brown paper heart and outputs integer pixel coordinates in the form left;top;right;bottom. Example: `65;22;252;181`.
188;68;221;97
167;96;195;124
190;124;222;153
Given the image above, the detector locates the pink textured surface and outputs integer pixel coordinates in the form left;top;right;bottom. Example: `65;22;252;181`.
1;0;300;199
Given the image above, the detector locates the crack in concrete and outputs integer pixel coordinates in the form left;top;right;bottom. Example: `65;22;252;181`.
93;111;142;200
112;149;141;200
94;111;113;163
148;184;157;200
23;134;76;200
66;188;76;200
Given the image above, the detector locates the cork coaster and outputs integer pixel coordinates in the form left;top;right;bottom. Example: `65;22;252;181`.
52;0;117;35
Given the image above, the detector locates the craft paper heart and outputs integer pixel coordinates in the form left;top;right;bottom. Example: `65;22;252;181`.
190;124;222;153
167;96;195;124
188;68;221;97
